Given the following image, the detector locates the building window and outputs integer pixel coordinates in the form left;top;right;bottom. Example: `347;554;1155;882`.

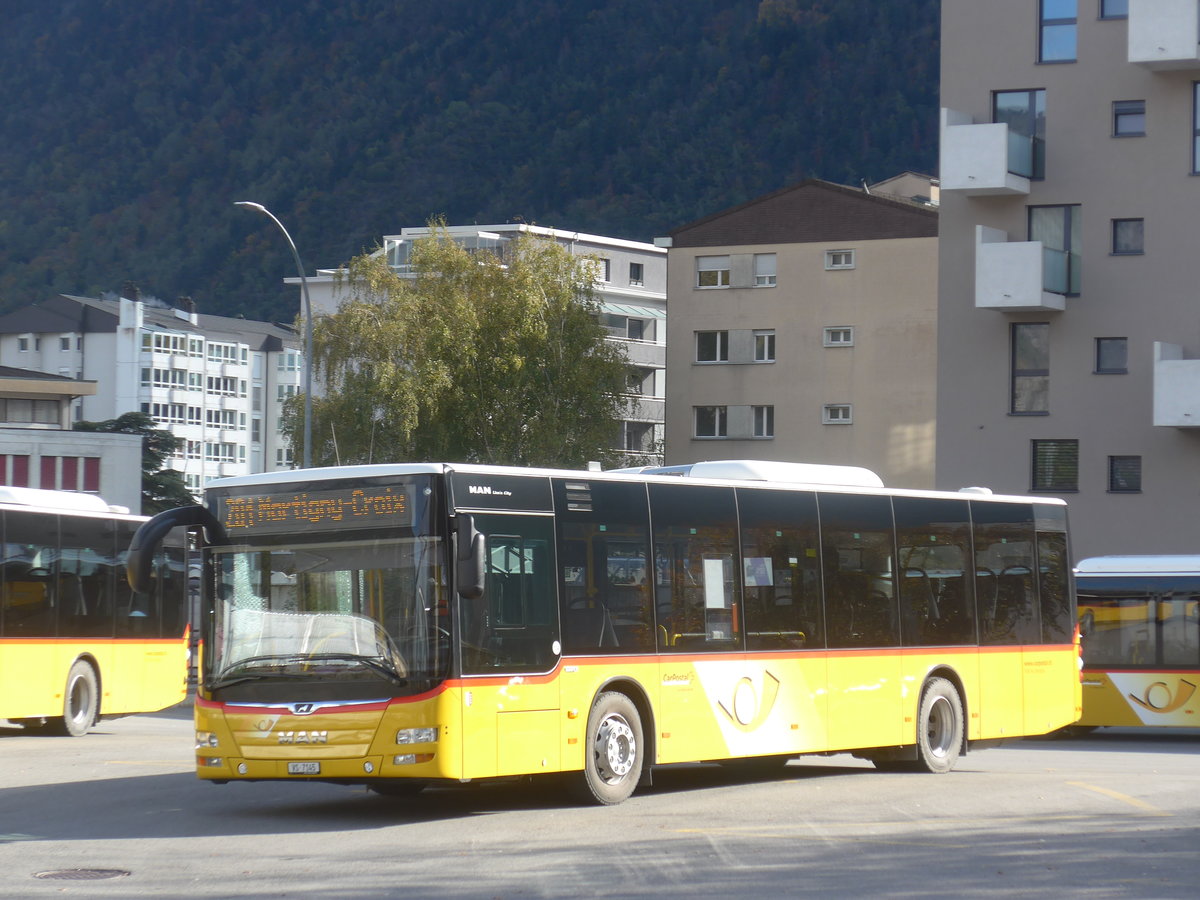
753;330;776;362
17;337;28;352
1111;218;1144;255
1011;323;1050;414
1095;337;1128;374
825;249;855;270
753;405;775;438
753;253;777;286
1039;0;1077;63
59;336;70;351
1108;455;1141;492
1029;205;1081;295
697;255;731;288
1113;100;1145;137
1193;83;1200;173
1032;439;1079;492
694;406;728;438
994;89;1046;179
1099;0;1127;19
629;262;644;286
695;331;729;362
823;404;853;425
823;326;854;347
597;258;611;282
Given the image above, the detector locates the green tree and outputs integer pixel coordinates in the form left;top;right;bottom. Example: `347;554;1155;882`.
290;225;633;468
74;411;194;513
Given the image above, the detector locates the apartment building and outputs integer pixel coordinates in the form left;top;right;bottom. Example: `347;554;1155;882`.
0;366;142;510
938;1;1200;556
0;292;303;496
661;178;939;488
296;223;668;464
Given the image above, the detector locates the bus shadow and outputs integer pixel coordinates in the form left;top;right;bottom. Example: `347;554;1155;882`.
1007;727;1200;754
0;760;873;843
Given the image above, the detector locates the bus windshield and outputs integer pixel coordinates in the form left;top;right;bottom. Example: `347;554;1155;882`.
208;534;448;698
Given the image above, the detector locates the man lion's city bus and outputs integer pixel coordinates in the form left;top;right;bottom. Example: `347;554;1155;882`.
1075;555;1200;729
1;487;188;736
127;460;1081;804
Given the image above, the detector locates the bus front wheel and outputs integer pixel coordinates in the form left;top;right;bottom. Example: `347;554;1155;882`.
913;677;963;774
51;660;99;737
574;691;643;805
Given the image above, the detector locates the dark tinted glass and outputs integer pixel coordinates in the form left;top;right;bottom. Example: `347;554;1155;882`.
736;487;823;650
650;483;739;652
553;478;654;654
973;502;1040;644
819;493;897;648
893;496;975;646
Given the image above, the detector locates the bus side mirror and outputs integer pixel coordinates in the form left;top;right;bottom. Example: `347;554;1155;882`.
456;515;485;600
127;505;227;593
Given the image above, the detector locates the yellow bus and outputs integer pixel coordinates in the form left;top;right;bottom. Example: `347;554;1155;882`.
0;486;189;735
128;461;1081;804
1075;555;1200;728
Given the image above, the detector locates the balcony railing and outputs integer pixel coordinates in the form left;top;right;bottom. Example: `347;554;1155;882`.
940;109;1031;196
1129;0;1200;70
1153;342;1200;426
974;226;1066;312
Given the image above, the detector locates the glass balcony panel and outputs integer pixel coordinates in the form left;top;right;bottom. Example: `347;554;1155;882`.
1043;248;1069;295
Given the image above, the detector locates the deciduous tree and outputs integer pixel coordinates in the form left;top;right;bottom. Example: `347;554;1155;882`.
289;226;633;468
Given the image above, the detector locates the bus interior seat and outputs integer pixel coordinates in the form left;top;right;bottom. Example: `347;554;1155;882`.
565;602;618;650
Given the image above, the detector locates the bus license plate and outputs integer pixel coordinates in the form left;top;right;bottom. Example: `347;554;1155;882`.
287;762;320;775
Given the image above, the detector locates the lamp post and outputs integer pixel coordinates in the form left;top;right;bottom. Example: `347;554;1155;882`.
234;201;313;469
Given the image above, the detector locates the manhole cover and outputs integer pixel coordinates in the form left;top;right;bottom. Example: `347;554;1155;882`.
33;868;131;881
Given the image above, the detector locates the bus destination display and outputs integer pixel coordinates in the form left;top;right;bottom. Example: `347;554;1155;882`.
220;484;413;535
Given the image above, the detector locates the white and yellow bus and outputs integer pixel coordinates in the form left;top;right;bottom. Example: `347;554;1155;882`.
1075;555;1200;728
129;461;1081;804
1;486;189;735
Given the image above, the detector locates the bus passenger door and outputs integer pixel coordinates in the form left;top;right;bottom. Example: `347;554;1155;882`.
458;514;562;779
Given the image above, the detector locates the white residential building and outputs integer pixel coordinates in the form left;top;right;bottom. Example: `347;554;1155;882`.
294;223;668;464
0;292;303;496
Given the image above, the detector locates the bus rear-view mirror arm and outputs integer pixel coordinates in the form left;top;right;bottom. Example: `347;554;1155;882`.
127;505;228;593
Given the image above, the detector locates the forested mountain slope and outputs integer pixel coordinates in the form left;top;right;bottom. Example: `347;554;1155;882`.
0;0;938;322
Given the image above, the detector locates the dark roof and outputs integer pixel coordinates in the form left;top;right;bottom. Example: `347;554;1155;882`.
0;365;80;382
0;295;296;350
668;178;938;248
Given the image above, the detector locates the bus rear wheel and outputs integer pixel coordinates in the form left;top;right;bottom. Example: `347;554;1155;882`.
573;691;643;806
50;660;99;737
913;677;963;773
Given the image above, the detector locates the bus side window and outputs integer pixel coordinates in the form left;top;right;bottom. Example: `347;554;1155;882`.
649;482;739;651
893;496;975;647
736;487;822;650
972;501;1040;645
552;478;653;655
819;493;898;649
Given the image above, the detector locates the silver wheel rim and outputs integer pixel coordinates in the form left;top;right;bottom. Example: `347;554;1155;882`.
67;675;92;727
926;695;953;759
595;713;636;783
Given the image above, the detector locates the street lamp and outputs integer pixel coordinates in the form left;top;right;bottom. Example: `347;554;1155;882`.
234;201;313;469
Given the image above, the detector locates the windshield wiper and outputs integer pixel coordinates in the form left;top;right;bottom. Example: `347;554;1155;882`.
304;653;408;686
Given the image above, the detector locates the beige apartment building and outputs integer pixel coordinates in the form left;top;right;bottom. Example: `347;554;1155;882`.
938;1;1200;557
662;179;939;488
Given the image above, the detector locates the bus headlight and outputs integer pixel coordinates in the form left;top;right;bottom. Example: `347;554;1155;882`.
396;727;438;744
196;731;220;748
393;753;435;765
197;756;224;767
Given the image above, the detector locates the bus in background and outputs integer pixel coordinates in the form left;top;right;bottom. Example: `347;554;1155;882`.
1075;555;1200;728
128;461;1080;805
0;487;188;735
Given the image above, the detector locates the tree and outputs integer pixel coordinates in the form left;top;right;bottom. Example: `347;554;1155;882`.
289;225;633;468
74;411;194;513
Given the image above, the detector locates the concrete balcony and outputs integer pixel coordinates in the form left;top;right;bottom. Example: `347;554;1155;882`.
1153;342;1200;426
974;226;1066;312
621;396;665;422
940;110;1032;196
1129;0;1200;70
614;339;665;368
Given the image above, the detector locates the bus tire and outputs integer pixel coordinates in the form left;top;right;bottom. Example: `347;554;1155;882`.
51;660;99;737
574;691;643;806
913;677;963;774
